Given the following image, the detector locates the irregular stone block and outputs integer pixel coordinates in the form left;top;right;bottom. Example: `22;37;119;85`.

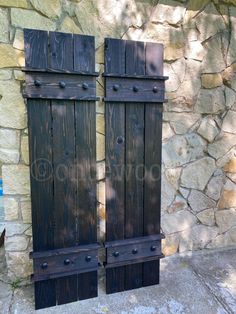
21;136;29;165
0;0;27;8
162;233;179;256
206;171;225;201
185;41;206;61
96;114;104;135
196;208;215;226
6;251;32;280
215;209;236;233
188;189;216;213
152;0;186;25
201;73;223;89
0;69;12;80
197;117;219;142
0;148;20;164
0;8;9;43
59;16;81;34
222;110;236;134
164;112;201;134
161;174;176;212
20;199;31;224
195;87;225;114
163;133;206;168
30;0;61;19
96;133;105;161
4;197;19;221
181;157;216;190
11;8;56;31
13;29;24;51
96;161;105;181
224;157;236;173
161;210;197;234
97;180;105;205
2;165;30;195
208;133;236;160
218;180;236;209
167;195;188;214
0;44;24;68
5;235;28;251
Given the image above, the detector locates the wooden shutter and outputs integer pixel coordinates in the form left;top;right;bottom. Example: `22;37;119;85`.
24;29;98;309
104;38;167;293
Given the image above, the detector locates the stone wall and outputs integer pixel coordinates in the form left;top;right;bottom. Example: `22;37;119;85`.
0;0;236;281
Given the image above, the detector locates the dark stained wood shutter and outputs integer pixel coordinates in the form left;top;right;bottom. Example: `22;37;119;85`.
104;38;167;293
24;29;98;309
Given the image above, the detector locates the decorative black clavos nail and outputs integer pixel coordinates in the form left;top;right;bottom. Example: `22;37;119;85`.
86;255;92;262
113;84;119;91
117;136;124;144
132;248;138;254
34;79;42;87
41;262;48;269
113;251;119;257
133;85;139;92
59;81;66;88
150;245;156;251
153;86;158;93
64;259;71;265
82;82;89;90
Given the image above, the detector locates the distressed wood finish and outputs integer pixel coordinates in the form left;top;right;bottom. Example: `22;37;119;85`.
24;29;97;309
105;38;165;293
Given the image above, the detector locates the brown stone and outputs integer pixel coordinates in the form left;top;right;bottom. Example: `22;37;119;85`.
218;190;236;209
201;73;223;89
224;157;236;173
162;234;179;256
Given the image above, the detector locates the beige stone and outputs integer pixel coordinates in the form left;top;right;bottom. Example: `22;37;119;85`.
164;112;201;134
184;0;210;23
6;251;32;279
225;87;236;110
167;195;188;214
2;165;30;195
21;200;31;223
215;209;236;232
0;80;27;129
207;226;236;249
59;16;82;34
162;122;174;141
0;0;27;8
162;210;197;234
6;223;30;236
181;157;216;190
188;190;216;213
171;58;186;83
4;197;19;221
161;174;176;212
164;44;185;61
224;157;236;173
30;0;61;19
97;161;105;181
222;110;236;134
222;63;236;91
14;70;25;81
96;45;104;64
164;63;181;92
197;209;215;226
96;114;104;134
96;100;104;114
185;41;206;61
21;136;29;165
13;29;24;51
162;233;179;256
195;87;225;114
5;235;28;251
0;129;20;150
227;7;236;65
208;133;236;160
96;133;105;161
97;181;105;205
0;69;12;80
179;225;219;252
11;9;56;31
0;44;24;68
197;117;219;143
165;168;181;189
0;8;9;43
152;0;186;25
201;73;223;89
0;148;20;164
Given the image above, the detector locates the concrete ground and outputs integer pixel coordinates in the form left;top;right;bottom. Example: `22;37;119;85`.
0;247;236;314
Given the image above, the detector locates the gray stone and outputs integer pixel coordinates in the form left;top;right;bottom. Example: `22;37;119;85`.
227;6;236;65
167;195;189;214
195;87;225;114
218;179;236;209
0;281;12;314
165;168;181;189
206;171;225;201
30;0;61;19
196;208;215;226
215;209;236;233
6;251;32;280
164;63;181;92
179;225;219;252
4;197;19;221
6;223;30;236
0;8;9;43
179;187;190;199
11;8;56;31
5;235;28;251
197;117;219;142
162;133;206;168
171;58;186;83
20;199;31;224
161;210;197;234
161;174;176;212
164;112;201;134
0;148;20;164
222;110;236;134
162;122;174;141
225;87;236;110
188;190;216;213
181;157;216;190
0;69;12;80
208;133;236;160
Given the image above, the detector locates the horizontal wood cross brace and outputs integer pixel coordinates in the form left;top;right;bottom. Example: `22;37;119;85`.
23;72;99;100
30;244;100;282
104;234;165;268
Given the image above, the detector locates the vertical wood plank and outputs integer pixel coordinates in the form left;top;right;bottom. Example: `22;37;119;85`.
124;40;145;290
24;29;48;69
28;100;56;309
51;101;78;304
105;38;126;294
73;34;97;300
143;42;163;287
49;32;78;305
